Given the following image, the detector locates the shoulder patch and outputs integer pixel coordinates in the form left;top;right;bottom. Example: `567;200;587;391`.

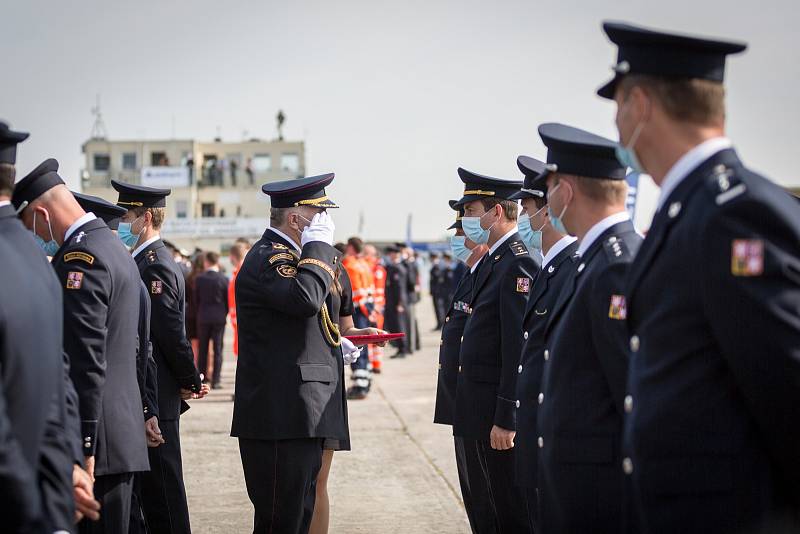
272;242;289;250
603;236;628;261
516;277;530;293
277;265;297;278
66;271;83;289
731;239;763;276
608;294;627;320
268;252;295;264
509;240;528;256
64;251;95;265
150;280;163;294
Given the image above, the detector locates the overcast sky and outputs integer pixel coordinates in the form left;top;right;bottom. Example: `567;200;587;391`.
3;0;798;240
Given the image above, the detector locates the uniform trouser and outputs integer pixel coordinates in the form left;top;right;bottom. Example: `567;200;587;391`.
405;303;417;353
475;440;532;534
523;486;539;534
239;437;323;534
197;321;226;384
79;472;134;534
455;437;498;534
350;309;371;389
128;473;147;534
434;294;448;327
140;418;191;534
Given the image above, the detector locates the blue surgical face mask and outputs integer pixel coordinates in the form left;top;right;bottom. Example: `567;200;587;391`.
33;210;59;256
449;235;472;263
547;183;570;235
615;98;646;173
118;216;143;248
461;210;494;244
518;205;547;252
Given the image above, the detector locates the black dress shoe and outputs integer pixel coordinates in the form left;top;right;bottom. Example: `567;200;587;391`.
346;386;368;400
390;351;407;359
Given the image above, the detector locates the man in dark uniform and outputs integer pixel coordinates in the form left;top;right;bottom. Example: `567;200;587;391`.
12;159;150;534
598;22;800;533
453;169;538;533
384;246;410;358
429;253;446;329
195;251;230;389
232;174;349;534
533;123;642;534
433;200;493;534
72;192;162;533
111;180;207;534
441;252;455;305
508;155;578;532
0;124;79;533
398;245;420;353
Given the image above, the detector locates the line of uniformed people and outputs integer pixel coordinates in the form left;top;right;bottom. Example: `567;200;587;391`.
434;19;800;534
0;126;210;533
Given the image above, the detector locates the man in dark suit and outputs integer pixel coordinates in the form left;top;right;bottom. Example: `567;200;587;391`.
384;247;410;358
111;180;207;534
433;201;493;534
452;169;538;533
13;160;151;534
534;123;642;534
599;21;800;533
232;174;348;534
0;124;82;533
195;250;230;389
429;253;446;329
508;155;578;532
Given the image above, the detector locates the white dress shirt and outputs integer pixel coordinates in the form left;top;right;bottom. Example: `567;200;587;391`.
268;226;301;252
132;235;161;259
542;235;578;269
577;211;631;257
64;212;97;242
657;137;733;210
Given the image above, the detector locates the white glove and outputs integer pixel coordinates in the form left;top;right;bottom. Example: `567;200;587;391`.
301;212;335;247
341;337;361;365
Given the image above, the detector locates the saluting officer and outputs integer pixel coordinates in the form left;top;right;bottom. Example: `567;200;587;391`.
12;160;150;534
232;174;349;534
453;169;538;533
0;124;78;533
111;181;206;534
508;156;578;532
433;200;493;534
72;192;162;533
598;21;800;532
534;123;642;534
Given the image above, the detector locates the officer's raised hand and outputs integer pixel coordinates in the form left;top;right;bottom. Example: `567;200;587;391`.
301;211;335;246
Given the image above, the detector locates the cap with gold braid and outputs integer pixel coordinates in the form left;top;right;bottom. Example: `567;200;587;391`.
262;173;338;209
111;180;170;208
455;167;523;206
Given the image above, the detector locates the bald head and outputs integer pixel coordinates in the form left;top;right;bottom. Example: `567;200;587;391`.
21;184;86;245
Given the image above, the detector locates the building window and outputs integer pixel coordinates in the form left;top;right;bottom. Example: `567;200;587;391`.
281;153;299;173
176;200;188;219
252;154;271;173
93;154;110;172
122;152;137;170
201;202;216;218
151;151;169;166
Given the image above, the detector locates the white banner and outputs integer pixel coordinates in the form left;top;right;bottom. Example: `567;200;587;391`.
161;217;266;238
141;166;190;188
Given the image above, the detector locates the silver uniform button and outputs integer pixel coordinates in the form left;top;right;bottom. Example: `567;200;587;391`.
518;365;523;374
538;392;544;404
544;349;549;361
624;395;633;414
538;437;544;448
630;335;640;352
577;263;585;273
523;331;528;340
623;457;633;475
516;400;521;408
